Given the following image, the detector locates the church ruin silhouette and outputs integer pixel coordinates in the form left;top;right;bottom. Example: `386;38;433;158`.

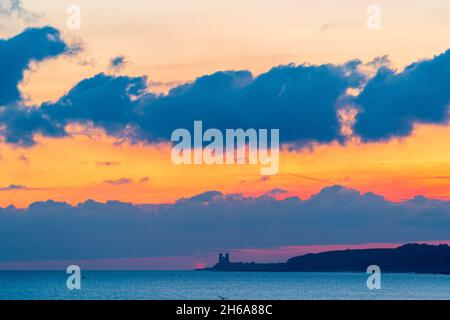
218;253;230;265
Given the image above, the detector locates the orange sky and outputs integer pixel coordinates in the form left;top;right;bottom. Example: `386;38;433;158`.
1;0;450;207
6;0;449;105
1;122;450;208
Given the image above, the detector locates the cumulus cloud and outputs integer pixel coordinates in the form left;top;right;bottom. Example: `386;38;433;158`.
354;49;450;141
0;26;366;146
0;103;67;146
1;185;450;262
0;26;73;106
0;27;449;147
43;73;147;138
135;63;364;145
38;63;363;146
0;27;80;146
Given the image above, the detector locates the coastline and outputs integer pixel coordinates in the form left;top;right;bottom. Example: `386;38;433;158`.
199;243;450;275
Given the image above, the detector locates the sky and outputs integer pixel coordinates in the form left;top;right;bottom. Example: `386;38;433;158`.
0;0;450;269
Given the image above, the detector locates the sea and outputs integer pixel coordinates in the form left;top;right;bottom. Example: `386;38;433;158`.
1;271;450;300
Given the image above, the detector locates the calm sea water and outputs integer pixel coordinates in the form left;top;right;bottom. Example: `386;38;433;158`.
1;271;450;300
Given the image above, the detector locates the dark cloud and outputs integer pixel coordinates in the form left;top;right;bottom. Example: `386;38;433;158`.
0;71;146;146
0;26;78;146
1;27;449;147
96;161;121;167
108;55;127;72
136;63;364;145
139;177;150;184
0;26;365;146
354;49;450;141
39;63;363;146
0;26;72;105
0;103;67;146
1;185;450;262
0;184;47;191
42;73;147;141
0;184;26;191
102;178;133;185
266;188;288;196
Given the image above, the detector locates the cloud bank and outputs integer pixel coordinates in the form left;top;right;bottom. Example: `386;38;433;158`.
1;27;449;147
1;185;450;262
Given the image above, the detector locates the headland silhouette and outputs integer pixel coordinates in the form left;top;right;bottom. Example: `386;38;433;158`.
202;244;450;274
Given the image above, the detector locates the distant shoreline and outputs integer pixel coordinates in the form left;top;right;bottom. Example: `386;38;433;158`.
200;243;450;275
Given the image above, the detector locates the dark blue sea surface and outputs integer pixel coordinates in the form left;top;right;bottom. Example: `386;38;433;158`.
1;271;449;300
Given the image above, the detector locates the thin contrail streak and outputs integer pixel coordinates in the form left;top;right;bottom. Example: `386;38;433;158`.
284;173;333;184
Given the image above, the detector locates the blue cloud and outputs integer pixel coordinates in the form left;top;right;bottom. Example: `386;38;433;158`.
0;26;71;105
137;63;364;144
43;73;147;138
0;27;366;146
0;104;66;146
41;62;363;145
1;185;450;262
1;27;450;147
108;55;127;72
5;62;363;146
0;26;78;146
354;49;450;141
